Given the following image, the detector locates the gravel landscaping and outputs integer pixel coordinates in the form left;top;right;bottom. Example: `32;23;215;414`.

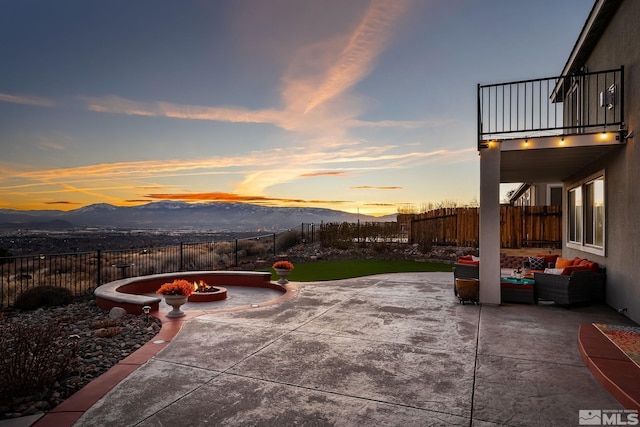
0;296;161;420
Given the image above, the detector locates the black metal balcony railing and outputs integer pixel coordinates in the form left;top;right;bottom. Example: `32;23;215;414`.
478;67;624;149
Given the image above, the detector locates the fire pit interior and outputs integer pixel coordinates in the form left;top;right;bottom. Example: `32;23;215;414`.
189;280;227;302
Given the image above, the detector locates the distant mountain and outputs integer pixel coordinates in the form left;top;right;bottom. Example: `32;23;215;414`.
0;202;396;231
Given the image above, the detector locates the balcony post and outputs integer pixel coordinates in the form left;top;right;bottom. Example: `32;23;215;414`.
479;142;501;305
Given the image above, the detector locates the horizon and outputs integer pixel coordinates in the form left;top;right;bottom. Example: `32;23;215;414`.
1;199;399;218
0;1;592;216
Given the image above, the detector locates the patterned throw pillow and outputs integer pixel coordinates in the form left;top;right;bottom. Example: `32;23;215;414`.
528;256;546;270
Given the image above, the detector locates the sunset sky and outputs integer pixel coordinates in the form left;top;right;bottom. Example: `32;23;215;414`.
0;0;592;216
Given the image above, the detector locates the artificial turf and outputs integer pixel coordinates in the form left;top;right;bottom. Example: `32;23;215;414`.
261;259;451;282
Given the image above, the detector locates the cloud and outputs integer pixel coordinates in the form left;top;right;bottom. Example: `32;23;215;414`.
76;0;414;140
0;93;55;107
44;201;80;205
299;171;350;178
302;0;411;113
142;192;348;205
350;186;403;190
38;141;66;151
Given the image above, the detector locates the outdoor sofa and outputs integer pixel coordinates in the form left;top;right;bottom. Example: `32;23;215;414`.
533;257;605;307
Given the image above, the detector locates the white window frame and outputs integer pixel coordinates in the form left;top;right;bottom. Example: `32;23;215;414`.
567;171;605;256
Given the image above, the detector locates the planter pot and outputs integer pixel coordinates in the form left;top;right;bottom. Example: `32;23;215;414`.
275;268;291;285
455;278;479;304
164;294;188;318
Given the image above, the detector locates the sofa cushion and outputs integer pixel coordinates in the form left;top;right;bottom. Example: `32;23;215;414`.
555;257;573;268
577;259;600;272
528;256;546;271
457;259;480;266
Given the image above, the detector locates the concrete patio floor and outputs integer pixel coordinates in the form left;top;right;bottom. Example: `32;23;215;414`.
52;273;640;425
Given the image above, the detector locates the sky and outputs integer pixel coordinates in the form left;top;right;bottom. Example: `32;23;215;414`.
0;0;594;216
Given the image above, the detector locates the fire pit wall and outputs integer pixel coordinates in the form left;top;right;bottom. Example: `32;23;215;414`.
95;271;277;314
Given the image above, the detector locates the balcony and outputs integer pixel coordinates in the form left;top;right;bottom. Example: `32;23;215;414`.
477;67;626;183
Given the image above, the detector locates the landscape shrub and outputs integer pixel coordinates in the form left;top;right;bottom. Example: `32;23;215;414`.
276;230;299;251
48;255;75;274
237;239;267;257
182;250;215;270
0;319;80;399
94;327;122;338
214;241;234;256
14;285;74;310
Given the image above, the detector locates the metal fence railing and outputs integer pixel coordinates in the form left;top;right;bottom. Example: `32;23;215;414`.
478;67;624;147
0;229;302;309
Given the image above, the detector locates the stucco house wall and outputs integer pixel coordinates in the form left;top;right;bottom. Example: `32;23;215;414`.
563;0;640;323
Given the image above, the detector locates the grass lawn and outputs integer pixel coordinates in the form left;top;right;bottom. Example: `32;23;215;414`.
260;259;452;282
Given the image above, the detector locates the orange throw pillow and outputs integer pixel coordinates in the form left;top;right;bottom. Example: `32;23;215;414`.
555;257;573;268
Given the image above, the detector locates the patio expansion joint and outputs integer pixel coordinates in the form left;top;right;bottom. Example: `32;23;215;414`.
208;370;467;420
476;352;587;368
469;303;482;426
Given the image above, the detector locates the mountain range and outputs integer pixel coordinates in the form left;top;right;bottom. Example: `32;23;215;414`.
0;201;396;231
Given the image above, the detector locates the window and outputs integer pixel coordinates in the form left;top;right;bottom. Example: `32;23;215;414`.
568;187;582;243
567;174;605;255
549;186;562;206
585;178;604;247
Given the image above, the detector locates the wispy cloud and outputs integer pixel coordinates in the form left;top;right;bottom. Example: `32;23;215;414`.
44;201;80;205
143;191;348;206
302;0;410;113
299;171;350;178
350;186;403;190
0;93;56;107
76;0;414;140
38;141;66;151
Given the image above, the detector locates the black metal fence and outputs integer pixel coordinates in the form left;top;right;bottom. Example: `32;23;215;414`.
0;229;305;309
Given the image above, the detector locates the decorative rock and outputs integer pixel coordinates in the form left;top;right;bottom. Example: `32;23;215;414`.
0;297;161;421
108;307;127;319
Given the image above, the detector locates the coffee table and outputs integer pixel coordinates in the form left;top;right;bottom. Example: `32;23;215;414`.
500;277;536;304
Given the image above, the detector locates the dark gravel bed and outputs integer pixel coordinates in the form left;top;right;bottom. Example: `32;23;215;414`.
0;297;162;420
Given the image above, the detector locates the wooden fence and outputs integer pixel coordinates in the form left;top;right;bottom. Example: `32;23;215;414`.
403;205;562;249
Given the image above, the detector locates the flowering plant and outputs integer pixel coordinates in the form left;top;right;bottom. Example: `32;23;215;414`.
156;279;195;296
272;260;294;271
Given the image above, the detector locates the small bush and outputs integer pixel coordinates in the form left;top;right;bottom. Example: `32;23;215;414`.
94;327;122;338
91;318;120;329
0;319;79;399
14;285;74;310
277;230;299;251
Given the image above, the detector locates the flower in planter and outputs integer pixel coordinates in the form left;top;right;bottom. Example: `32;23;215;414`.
156;279;195;296
272;260;294;270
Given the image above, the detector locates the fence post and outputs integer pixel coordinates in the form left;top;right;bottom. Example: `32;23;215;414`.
180;242;184;271
96;250;102;287
234;239;238;266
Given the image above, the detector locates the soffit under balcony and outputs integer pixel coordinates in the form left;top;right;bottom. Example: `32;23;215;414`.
498;133;624;183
